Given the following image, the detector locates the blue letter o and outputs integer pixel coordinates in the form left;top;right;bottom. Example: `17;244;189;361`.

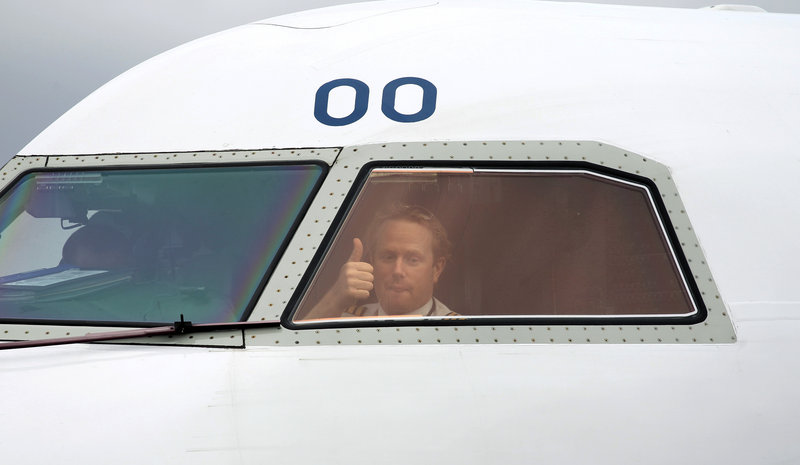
381;77;437;123
314;78;369;126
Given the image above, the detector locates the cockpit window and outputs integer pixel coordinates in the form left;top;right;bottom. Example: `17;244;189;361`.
292;167;698;323
0;164;324;325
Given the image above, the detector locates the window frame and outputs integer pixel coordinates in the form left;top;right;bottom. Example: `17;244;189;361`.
0;143;735;346
283;159;707;330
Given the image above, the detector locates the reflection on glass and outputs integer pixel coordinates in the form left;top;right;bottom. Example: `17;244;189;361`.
294;168;696;322
0;165;323;324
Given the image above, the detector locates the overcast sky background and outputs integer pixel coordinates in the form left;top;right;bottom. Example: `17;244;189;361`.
1;0;798;161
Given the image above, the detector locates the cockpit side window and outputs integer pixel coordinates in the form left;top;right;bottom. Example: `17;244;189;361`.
291;167;698;323
0;164;324;325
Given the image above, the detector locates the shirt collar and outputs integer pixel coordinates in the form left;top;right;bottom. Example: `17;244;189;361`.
377;298;434;317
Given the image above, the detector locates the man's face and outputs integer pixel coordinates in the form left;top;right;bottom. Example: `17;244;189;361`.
372;219;445;314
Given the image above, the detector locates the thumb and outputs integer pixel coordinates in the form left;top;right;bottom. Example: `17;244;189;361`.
348;237;364;262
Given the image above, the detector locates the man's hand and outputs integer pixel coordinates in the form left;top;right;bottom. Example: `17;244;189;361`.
300;238;373;320
337;238;374;301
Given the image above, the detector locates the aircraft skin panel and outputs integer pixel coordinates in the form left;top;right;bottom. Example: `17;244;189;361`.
18;2;800;158
1;310;798;464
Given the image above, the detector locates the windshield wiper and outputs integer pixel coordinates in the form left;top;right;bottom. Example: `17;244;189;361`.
0;315;280;350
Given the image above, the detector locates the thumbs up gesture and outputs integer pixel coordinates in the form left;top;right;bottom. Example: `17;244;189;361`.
338;238;374;300
301;237;374;320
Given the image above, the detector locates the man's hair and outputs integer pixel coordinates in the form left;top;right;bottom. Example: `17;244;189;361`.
365;204;452;261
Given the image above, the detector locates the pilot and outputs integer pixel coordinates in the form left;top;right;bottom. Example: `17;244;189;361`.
304;204;457;319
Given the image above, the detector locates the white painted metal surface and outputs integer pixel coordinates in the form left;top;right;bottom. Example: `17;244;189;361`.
2;1;800;463
4;323;798;465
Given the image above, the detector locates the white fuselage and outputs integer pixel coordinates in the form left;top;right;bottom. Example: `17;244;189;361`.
2;2;799;463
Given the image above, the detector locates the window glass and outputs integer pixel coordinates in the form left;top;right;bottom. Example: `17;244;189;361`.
293;168;696;322
0;164;323;324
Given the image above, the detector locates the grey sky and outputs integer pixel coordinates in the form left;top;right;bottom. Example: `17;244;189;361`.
1;0;798;162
